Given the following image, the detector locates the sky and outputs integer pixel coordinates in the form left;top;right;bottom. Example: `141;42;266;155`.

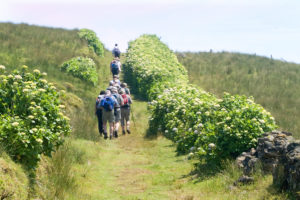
1;0;300;63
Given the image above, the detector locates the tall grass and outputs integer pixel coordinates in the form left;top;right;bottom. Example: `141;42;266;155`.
0;22;113;198
0;22;113;140
177;51;300;138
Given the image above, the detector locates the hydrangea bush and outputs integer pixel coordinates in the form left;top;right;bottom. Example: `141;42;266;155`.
124;35;277;163
60;56;98;85
78;29;104;57
0;66;71;168
124;34;188;99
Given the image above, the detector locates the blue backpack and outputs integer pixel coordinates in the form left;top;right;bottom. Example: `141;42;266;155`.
101;96;114;111
111;62;119;70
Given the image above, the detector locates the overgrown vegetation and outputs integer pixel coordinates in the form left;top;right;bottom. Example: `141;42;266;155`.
124;35;276;164
78;29;104;57
0;22;112;199
0;66;71;169
177;52;300;138
61;56;98;85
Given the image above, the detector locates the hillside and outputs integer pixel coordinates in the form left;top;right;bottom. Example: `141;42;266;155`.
0;23;294;199
177;52;300;138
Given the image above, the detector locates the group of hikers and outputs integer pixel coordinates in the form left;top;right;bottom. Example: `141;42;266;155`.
95;44;133;140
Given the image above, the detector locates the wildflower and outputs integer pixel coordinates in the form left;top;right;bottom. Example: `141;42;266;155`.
50;86;56;90
194;130;198;134
33;69;40;74
36;138;43;144
28;115;34;119
38;88;46;92
259;119;265;124
197;123;203;128
12;122;19;127
165;130;169;133
59;105;65;109
208;143;216;149
20;132;25;136
0;65;5;70
21;65;28;70
40;79;47;84
7;75;13;79
23;89;29;93
32;128;38;132
172;128;178;132
42;72;47;76
226;117;231;121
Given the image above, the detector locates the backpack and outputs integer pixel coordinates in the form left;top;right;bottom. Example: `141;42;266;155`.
111;62;119;70
101;96;114;111
121;94;129;106
112;94;121;107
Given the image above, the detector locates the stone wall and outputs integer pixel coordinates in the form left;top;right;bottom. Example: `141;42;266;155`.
236;131;300;193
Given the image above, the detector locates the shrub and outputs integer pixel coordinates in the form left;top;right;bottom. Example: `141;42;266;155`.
0;66;71;168
124;34;188;99
78;29;104;57
61;57;98;85
124;35;277;164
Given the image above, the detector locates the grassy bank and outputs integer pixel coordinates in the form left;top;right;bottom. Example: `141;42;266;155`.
177;52;300;138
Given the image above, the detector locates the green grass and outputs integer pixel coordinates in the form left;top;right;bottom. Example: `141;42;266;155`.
0;22;113;140
0;23;295;199
54;100;289;200
177;51;300;138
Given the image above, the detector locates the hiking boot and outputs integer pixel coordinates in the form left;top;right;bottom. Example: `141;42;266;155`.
122;130;126;135
104;133;108;140
114;131;118;138
109;134;113;140
127;130;131;134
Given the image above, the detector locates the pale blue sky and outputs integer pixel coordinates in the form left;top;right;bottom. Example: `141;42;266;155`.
1;0;300;63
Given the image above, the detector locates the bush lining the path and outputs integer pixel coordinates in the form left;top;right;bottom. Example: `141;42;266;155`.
0;66;71;169
124;34;277;163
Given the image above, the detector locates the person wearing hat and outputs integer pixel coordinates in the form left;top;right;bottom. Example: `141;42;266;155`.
120;82;130;95
111;87;124;138
109;75;121;86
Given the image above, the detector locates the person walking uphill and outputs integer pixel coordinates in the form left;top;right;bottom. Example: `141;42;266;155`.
120;89;132;135
110;58;121;77
100;90;118;140
111;87;124;138
95;90;106;136
112;43;121;58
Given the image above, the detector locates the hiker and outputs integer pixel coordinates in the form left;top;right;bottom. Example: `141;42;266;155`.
111;87;124;138
112;43;121;58
110;58;121;76
100;90;118;140
120;82;130;95
109;75;121;87
120;89;132;135
95;90;106;136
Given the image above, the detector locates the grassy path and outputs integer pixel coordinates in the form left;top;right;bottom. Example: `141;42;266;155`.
67;100;285;200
